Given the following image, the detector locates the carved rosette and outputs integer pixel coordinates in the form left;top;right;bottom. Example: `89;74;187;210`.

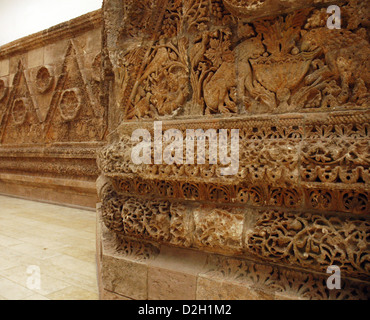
36;66;54;94
58;88;82;121
12;98;28;125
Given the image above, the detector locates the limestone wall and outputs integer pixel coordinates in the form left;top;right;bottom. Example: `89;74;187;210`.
97;0;369;300
0;10;104;208
0;1;368;300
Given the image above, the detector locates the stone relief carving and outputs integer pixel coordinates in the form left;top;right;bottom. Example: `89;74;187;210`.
0;40;106;145
0;62;42;145
112;0;369;120
247;210;370;279
222;0;337;19
127;38;190;119
0;79;8;102
11;98;28;126
98;112;369;216
203;255;370;300
99;0;370;299
0;79;8;126
35;66;54;94
98;178;370;279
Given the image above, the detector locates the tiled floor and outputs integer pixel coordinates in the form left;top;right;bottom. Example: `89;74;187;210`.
0;195;98;300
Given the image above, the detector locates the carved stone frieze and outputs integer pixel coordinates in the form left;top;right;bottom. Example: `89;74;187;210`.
98;0;370;299
104;0;369;121
246;210;370;279
201;255;370;300
98;177;370;280
222;0;340;19
98;111;369;215
0;41;106;144
0;11;104;208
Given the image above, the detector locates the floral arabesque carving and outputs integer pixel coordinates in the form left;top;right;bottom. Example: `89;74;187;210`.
115;1;370;119
246;210;370;279
100;0;370;299
98;177;370;279
202;255;370;300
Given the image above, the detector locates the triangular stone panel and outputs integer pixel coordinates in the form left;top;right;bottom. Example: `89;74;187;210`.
26;65;57;123
0;77;10;126
45;41;105;143
0;62;43;145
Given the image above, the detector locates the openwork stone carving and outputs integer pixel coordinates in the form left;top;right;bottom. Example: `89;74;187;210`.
246;210;370;279
99;0;370;299
202;255;370;300
99;177;370;280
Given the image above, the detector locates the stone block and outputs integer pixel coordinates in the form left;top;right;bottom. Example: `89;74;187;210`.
101;254;148;300
148;246;208;300
85;28;102;54
9;55;26;74
148;267;197;300
74;28;101;55
0;59;9;76
196;276;275;300
44;40;69;65
28;47;44;68
101;290;133;300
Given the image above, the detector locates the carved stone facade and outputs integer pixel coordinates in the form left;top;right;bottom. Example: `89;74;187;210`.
1;0;368;300
0;11;104;208
97;0;369;300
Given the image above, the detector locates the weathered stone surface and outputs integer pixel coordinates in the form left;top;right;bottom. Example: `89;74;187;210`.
148;267;197;300
101;254;148;300
222;0;342;19
148;246;208;300
27;47;44;69
1;0;368;300
0;59;9;77
196;276;275;300
97;0;370;300
100;290;133;300
0;11;104;208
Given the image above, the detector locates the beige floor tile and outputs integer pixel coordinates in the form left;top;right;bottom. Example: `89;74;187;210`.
39;263;98;293
0;256;21;271
0;277;35;300
17;235;66;249
46;286;99;300
57;246;97;264
0;246;40;267
10;243;63;260
0;195;98;300
46;254;97;278
22;294;50;300
0;234;24;247
1;265;71;296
